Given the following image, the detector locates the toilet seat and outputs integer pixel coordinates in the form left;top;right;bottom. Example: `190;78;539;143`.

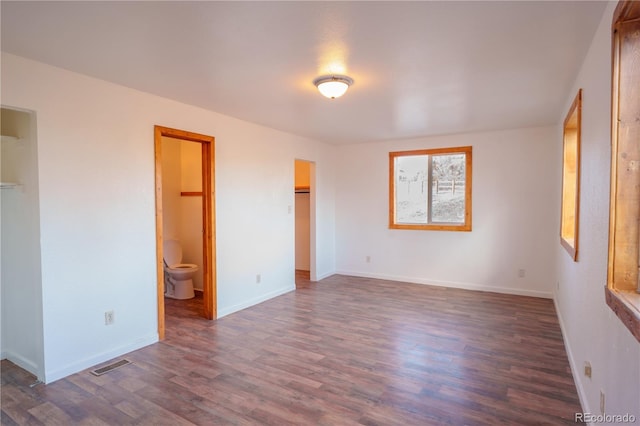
166;263;198;271
164;239;184;266
171;264;197;268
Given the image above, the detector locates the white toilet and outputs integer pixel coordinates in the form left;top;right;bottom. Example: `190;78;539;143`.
163;239;198;299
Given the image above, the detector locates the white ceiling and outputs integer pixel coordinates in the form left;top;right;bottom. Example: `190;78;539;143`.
1;1;607;145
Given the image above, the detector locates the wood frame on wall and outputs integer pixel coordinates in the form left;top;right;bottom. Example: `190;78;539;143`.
606;0;640;343
560;89;582;261
154;126;216;340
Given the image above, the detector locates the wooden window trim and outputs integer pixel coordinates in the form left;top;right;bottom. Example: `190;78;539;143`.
606;0;640;343
389;146;472;232
560;89;582;261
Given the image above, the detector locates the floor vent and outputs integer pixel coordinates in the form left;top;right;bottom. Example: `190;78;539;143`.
90;359;131;376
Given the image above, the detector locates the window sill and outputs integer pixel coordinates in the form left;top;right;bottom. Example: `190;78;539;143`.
389;223;471;232
605;287;640;343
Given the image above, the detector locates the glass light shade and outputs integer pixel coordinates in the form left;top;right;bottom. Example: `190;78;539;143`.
317;81;349;99
314;75;353;99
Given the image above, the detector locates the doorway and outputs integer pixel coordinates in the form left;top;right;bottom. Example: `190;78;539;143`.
154;126;216;339
294;159;315;285
1;106;45;381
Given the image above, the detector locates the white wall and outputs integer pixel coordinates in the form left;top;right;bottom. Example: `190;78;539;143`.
335;126;558;298
179;140;203;290
1;52;336;382
555;1;640;420
295;193;310;271
161;137;204;291
161;136;181;240
0;107;45;380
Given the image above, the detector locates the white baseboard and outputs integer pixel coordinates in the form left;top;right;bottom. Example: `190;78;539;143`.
2;350;39;378
217;285;295;319
314;270;335;281
44;333;158;384
554;296;589;415
335;270;554;299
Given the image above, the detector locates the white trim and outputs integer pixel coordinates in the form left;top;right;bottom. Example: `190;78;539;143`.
43;333;158;384
2;350;39;378
314;270;334;281
336;270;554;299
217;285;295;319
554;296;589;417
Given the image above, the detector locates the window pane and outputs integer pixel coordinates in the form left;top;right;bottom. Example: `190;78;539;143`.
431;154;465;223
395;155;428;224
389;146;471;231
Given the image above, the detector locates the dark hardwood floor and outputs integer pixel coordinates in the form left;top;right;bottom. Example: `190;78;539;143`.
295;269;311;288
2;274;583;425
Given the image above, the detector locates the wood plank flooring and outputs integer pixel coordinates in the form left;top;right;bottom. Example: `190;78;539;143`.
2;275;583;425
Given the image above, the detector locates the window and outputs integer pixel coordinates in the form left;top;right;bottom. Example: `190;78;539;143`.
389;146;472;231
607;0;640;343
560;89;582;261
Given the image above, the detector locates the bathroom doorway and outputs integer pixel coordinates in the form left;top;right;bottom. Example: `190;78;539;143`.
294;159;315;286
154;126;216;339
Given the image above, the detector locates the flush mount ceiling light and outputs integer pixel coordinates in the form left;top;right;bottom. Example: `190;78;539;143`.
313;75;354;99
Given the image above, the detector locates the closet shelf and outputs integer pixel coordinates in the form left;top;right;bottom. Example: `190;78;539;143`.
1;135;21;143
0;182;21;189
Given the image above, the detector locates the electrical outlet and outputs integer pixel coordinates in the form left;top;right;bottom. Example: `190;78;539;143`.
366;256;371;263
256;274;261;284
584;361;592;378
600;390;605;414
104;310;114;325
518;269;525;278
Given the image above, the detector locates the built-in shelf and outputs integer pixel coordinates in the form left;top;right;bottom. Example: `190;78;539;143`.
1;135;21;143
0;182;21;189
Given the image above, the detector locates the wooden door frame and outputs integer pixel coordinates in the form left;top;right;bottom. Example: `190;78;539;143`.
154;125;216;339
